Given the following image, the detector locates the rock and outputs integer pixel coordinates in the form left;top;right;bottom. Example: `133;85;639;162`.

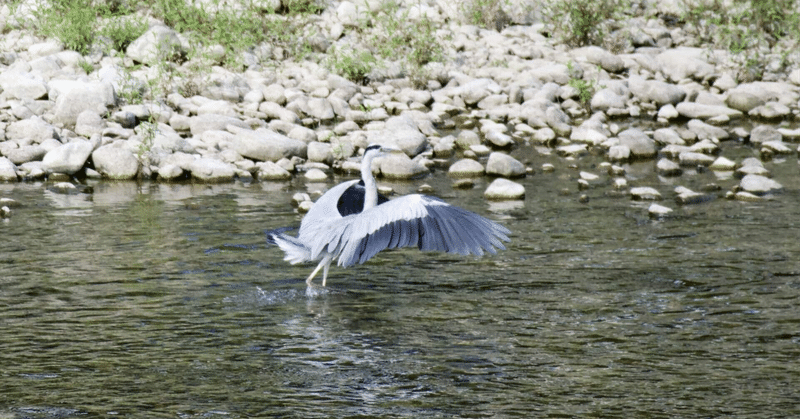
678;151;715;166
710;156;735;171
735;158;770;178
303;168;328;181
628;75;686;106
74;110;106;137
657;103;680;120
0;71;48;100
337;1;369;26
366;115;428;157
749;125;782;144
485;152;525;178
590;88;626;111
657;158;683;176
126;25;184;65
230;127;307;162
570;126;608;146
630;186;661;200
0;157;18;181
653;128;685;145
618;128;656;158
556;143;588;157
608;145;630;161
257;161;292;180
378;152;429;179
675;102;743;120
484;178;525;200
725;91;764;112
648;203;673;218
674;186;712;205
455;78;502;105
761;141;792;154
5;145;46;164
572;46;624;73
656;49;715;82
455;130;481;149
6;116;59;143
545;105;571;136
734;191;763;202
92;145;140;179
304;97;335;120
307;142;333;163
158;164;184;180
448;158;485;177
42;139;93;175
687;119;729;141
749;102;791;119
188;158;235;182
189;113;249;135
52;81;116;127
739;174;783;195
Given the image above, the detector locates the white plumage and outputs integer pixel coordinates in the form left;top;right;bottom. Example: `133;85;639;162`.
267;144;511;288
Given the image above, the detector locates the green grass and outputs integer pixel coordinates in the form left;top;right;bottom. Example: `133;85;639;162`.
543;0;630;47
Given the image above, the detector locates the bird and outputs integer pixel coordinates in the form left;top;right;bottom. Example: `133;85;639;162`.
266;144;511;288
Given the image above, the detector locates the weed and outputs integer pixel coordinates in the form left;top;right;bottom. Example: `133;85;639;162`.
135;114;159;161
543;0;630;47
77;59;94;74
463;0;510;31
569;78;597;109
33;0;96;54
326;47;376;84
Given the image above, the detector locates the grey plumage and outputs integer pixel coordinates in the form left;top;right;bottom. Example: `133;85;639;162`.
266;144;511;288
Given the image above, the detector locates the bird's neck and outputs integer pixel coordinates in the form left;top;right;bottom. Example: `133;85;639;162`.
361;153;378;211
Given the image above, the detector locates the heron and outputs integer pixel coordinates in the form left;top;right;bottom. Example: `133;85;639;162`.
266;144;511;288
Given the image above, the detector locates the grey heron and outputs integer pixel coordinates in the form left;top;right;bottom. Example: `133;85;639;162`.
266;144;511;288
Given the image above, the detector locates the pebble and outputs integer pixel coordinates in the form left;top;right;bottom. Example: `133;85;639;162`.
648;203;673;218
484;178;525;200
630;187;662;201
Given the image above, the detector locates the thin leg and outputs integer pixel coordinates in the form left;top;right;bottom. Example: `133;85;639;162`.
306;256;332;288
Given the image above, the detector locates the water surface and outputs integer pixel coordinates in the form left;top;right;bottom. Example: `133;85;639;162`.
1;151;799;418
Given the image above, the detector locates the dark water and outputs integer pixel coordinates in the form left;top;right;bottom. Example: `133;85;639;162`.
1;149;800;418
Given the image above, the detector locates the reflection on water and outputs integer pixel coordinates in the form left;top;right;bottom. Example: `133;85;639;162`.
1;153;799;418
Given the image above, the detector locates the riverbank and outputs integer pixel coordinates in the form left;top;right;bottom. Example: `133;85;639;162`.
0;0;798;214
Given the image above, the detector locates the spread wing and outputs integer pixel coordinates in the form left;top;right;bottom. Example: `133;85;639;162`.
307;194;511;267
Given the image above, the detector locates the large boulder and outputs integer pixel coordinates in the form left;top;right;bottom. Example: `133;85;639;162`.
229;126;307;162
628;75;686;106
126;25;185;65
6;117;59;143
0;157;17;181
366;115;428;157
92;145;140;179
485;152;525;178
188;158;236;182
52;81;116;127
42;140;93;175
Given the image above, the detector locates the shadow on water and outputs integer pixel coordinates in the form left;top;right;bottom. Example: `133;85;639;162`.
1;158;800;417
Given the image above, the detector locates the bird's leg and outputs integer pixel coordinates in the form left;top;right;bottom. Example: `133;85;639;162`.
306;256;332;288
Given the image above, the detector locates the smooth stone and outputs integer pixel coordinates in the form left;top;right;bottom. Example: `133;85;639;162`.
455;130;481;149
628;75;686;106
608;145;631;161
648;203;673;218
92;145;140;179
674;186;712;205
657;103;680;119
590;88;626;111
556;143;588;157
734;191;763;202
158;164;184;180
74;110;107;137
678;152;715;166
630;186;661;200
484;178;525;200
42;139;93;175
0;157;18;181
687;119;729;141
188;158;236;182
257;161;292;180
0;72;48;100
126;25;184;65
653;128;685;145
657;158;683;176
675;102;742;120
571;46;624;72
366;115;428;157
229;127;307;162
618;128;656;158
749;102;791;119
655;49;715;82
709;156;735;171
749;125;782;144
6;116;59;143
189;114;249;135
303;168;328;181
5;145;46;165
485;152;525;178
307;142;333;163
378;152;429;179
448;158;484;178
761;141;792;154
739;174;783;195
52;81;116;127
725;91;764;112
485;130;514;147
570;126;608;146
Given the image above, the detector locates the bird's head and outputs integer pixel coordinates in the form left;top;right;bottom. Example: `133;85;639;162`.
363;143;399;159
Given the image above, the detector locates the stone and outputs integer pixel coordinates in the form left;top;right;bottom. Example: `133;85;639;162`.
257;161;292;180
556;143;588;157
675;102;743;120
608;145;631;161
725;91;764;112
749;102;791;119
656;158;683;176
687;119;729;141
656;49;715;82
378;152;429;179
6;116;58;143
5;145;46;164
653;128;685;145
0;157;17;181
188;158;236;182
628;75;686;106
709;156;735;171
74;110;106;137
648;203;673;218
366;115;428;157
448;158;484;177
304;168;328;181
630;186;661;200
455;130;481;149
126;25;184;65
307;142;333;163
678;151;715;166
484;178;525;200
92;145;140;179
189;113;249;135
572;46;624;73
618;128;656;158
42;139;93;175
304;97;335;120
739;174;783;195
484;130;514;147
674;186;712;205
229;127;307;162
0;71;47;100
749;125;782;144
485;152;525;178
158;164;184;180
52;81;116;127
590;88;626;111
